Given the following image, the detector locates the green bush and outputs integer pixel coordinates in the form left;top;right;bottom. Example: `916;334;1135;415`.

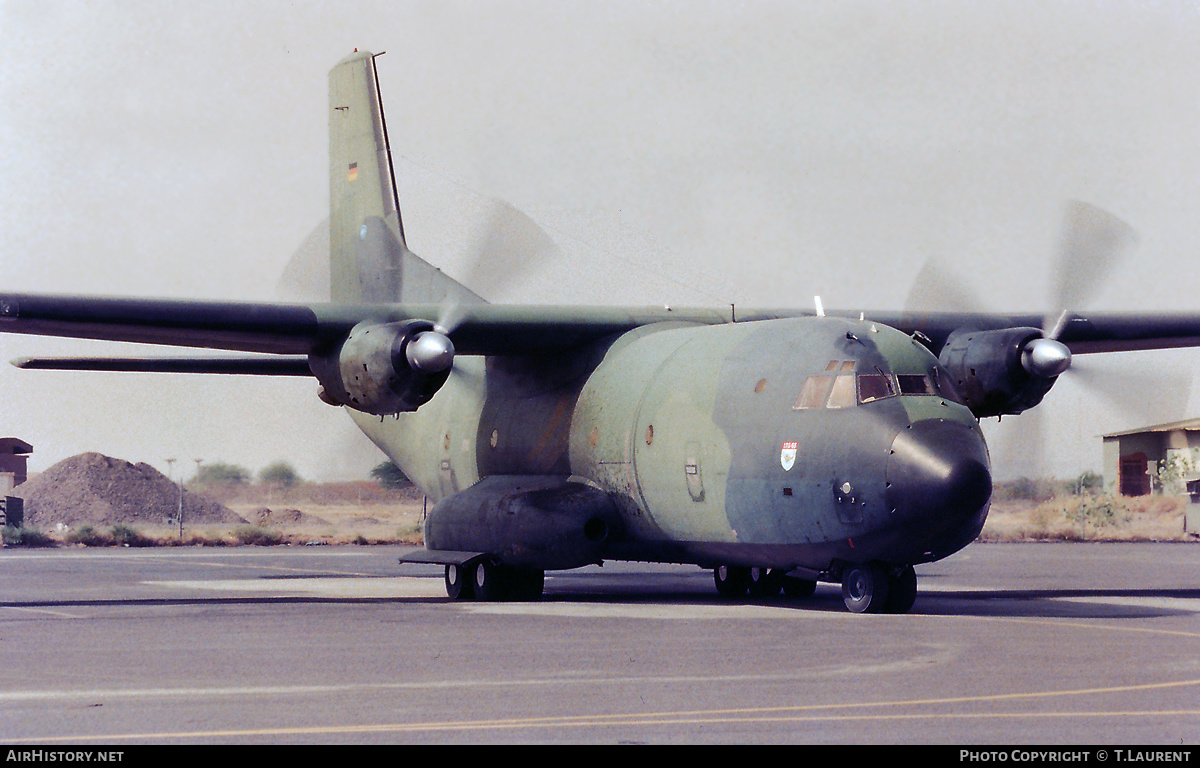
110;523;153;547
232;525;283;546
370;461;412;489
194;462;251;488
1066;495;1131;531
259;461;301;488
2;525;55;547
66;524;110;546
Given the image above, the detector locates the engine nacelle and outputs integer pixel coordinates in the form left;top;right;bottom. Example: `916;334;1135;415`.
308;320;452;415
937;327;1058;418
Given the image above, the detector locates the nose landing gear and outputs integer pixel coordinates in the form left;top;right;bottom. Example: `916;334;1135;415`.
710;561;917;614
840;562;917;614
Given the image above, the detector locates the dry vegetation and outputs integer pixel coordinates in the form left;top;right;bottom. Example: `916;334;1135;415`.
982;491;1196;542
4;452;1197;548
24;489;1198;547
179;481;427;546
3;452;428;548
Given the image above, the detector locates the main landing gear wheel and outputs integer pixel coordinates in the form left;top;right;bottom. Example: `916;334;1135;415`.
841;562;918;614
445;563;473;601
506;567;545;601
715;566;802;600
747;567;782;598
472;559;507;601
781;574;817;598
713;565;750;598
456;559;545;602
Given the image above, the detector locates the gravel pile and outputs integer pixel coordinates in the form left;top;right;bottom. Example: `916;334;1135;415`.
247;508;330;526
13;452;246;527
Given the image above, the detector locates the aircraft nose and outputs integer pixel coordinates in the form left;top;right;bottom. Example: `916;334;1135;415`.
885;419;992;554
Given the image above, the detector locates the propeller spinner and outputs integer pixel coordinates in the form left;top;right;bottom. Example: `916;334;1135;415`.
405;329;456;373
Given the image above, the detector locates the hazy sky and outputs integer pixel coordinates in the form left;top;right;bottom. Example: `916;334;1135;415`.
3;0;1200;482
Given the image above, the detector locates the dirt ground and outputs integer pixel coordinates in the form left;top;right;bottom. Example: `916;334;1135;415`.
144;484;429;547
223;495;427;545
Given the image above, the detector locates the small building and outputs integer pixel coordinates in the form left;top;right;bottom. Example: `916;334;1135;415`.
0;438;31;494
0;438;31;528
1101;418;1200;497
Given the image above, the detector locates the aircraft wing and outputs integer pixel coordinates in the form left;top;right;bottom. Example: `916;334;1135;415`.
843;310;1200;355
0;292;737;372
8;292;1200;419
8;293;1200;366
0;294;322;355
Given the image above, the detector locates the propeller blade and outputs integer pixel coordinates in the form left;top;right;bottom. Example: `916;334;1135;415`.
276;219;331;301
1047;200;1137;336
906;201;1157;483
903;256;987;315
1067;357;1193;427
437;197;562;335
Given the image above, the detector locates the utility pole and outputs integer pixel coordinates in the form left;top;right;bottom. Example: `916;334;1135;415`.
165;458;182;537
187;458;202;539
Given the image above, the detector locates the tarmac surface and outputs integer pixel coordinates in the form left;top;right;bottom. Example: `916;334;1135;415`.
0;541;1198;745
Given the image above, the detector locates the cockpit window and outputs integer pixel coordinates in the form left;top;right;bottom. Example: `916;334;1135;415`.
826;371;857;409
795;361;962;410
796;362;899;409
897;371;964;404
794;375;833;409
897;373;935;396
857;371;896;403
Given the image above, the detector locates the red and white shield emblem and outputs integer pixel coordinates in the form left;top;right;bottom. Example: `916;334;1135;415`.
780;441;797;471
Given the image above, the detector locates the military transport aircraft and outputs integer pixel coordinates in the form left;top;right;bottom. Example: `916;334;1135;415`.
4;50;1200;613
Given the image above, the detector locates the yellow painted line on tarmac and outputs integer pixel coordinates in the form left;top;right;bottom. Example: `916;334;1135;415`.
952;612;1200;641
10;707;1200;743
154;557;383;578
9;677;1200;742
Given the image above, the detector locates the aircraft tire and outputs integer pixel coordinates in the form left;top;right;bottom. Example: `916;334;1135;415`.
713;565;750;599
471;558;508;601
507;568;545;601
841;562;891;614
884;565;918;614
781;575;817;598
747;567;782;598
445;563;474;601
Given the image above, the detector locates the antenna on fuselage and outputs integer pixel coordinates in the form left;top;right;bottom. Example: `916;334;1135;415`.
814;296;825;317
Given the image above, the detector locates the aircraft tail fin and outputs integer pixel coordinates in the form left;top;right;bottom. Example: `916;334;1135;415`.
327;51;483;307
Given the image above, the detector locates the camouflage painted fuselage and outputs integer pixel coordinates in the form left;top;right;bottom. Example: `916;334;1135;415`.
353;314;991;576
